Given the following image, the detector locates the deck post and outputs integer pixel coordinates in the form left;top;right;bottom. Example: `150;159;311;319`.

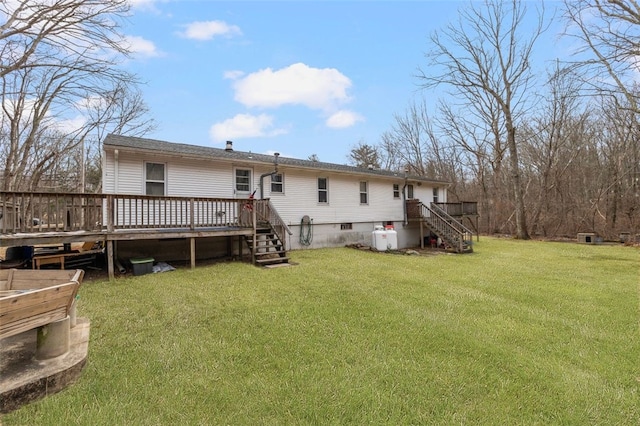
420;221;424;249
252;201;257;265
107;240;115;280
190;237;196;269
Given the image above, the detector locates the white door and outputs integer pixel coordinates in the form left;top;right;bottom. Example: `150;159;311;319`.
234;167;252;198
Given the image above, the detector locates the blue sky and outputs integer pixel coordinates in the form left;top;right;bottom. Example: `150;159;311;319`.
123;1;562;164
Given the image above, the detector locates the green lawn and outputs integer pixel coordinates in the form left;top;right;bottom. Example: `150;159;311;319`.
3;238;639;425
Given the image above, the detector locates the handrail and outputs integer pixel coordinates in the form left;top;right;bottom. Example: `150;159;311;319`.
255;199;292;252
430;203;475;237
420;203;472;253
0;191;273;234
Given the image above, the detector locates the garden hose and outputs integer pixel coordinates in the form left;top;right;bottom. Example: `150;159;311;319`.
299;215;313;246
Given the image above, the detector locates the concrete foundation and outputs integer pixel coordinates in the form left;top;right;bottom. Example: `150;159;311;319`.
36;316;70;360
0;317;90;413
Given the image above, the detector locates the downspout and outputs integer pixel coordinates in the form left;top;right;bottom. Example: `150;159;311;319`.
402;168;408;226
114;149;119;193
259;152;280;199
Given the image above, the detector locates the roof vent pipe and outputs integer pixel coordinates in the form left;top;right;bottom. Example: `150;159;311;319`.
225;141;233;151
259;152;281;199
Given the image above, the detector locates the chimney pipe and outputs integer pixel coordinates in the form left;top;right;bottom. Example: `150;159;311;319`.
225;141;233;151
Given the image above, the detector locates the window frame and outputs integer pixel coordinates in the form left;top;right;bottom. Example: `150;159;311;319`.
234;168;252;195
433;187;439;203
270;173;284;194
144;162;166;196
359;181;368;205
317;177;329;204
393;184;400;199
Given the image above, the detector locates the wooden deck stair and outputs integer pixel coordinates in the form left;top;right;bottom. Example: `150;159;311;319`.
245;228;290;267
419;203;474;253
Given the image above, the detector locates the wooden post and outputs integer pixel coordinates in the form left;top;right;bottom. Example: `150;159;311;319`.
252;201;257;265
107;240;114;280
190;237;196;269
190;198;195;230
420;221;424;249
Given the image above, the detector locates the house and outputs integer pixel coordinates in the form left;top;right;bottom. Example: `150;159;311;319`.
0;135;474;278
102;134;457;259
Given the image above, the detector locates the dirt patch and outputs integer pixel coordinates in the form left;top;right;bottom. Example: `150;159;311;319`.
345;243;448;256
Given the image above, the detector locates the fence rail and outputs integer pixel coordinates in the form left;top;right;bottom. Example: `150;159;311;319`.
0;192;268;235
433;202;478;216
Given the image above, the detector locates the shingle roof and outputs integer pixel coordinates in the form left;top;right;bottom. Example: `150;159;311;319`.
103;133;449;184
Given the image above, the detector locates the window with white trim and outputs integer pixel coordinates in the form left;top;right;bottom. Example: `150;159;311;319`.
393;184;400;199
271;173;284;194
359;181;368;204
145;162;165;195
235;169;251;193
433;187;439;203
318;177;328;203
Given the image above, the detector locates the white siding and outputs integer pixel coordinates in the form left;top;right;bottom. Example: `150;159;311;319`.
267;169;409;226
103;145;448;250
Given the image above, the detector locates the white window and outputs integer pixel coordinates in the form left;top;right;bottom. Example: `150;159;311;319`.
235;168;251;194
393;184;400;199
318;177;328;203
359;181;368;204
271;173;284;194
145;162;165;195
433;187;439;203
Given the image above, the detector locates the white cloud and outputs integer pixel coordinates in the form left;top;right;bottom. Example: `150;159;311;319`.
209;113;287;142
128;0;163;11
53;115;87;134
233;62;352;111
224;70;245;80
179;20;242;41
325;110;364;129
125;35;161;57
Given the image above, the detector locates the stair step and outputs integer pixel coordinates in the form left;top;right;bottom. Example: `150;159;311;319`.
255;249;286;255
263;262;292;269
256;257;289;265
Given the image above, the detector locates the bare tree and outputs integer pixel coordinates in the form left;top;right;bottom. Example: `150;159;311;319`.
348;141;381;169
562;0;640;237
519;64;591;237
419;0;546;239
563;0;640;113
0;0;154;191
0;0;130;78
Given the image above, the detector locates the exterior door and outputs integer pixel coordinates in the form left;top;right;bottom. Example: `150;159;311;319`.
234;167;252;198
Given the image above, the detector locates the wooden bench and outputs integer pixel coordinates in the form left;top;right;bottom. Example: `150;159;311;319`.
0;269;84;341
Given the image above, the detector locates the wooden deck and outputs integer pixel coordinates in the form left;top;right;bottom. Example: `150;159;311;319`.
0;192;289;278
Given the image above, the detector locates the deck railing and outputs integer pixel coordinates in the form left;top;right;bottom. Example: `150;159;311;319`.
433;201;478;216
0;192;270;234
0;192;103;234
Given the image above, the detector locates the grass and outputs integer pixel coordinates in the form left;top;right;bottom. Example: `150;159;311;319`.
2;238;639;425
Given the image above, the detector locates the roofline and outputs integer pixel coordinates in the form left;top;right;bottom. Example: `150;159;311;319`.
103;134;452;186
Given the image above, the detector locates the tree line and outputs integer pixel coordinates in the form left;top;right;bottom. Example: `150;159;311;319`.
349;0;640;240
1;0;638;240
0;0;154;193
